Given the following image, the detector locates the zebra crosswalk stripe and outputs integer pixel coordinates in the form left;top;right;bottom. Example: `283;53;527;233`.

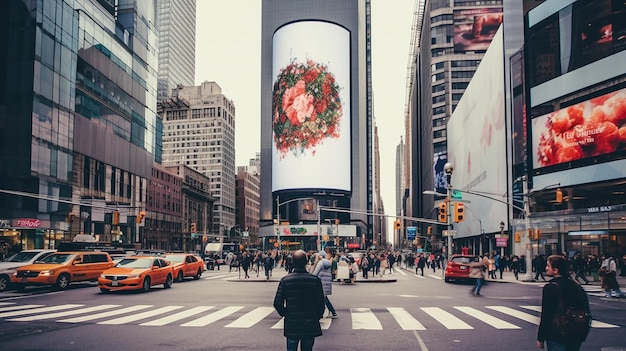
454;306;520;329
0;304;83;319
0;304;44;313
8;305;121;322
421;307;472;329
225;307;275;328
519;305;620;329
387;307;426;330
98;306;184;325
180;306;243;327
486;306;540;325
58;305;153;323
141;306;215;326
351;307;382;330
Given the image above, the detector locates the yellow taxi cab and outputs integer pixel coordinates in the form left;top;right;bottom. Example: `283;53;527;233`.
98;256;174;293
12;251;113;290
162;253;205;282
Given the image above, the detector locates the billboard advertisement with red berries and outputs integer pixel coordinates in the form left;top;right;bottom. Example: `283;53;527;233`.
532;87;626;169
271;21;351;193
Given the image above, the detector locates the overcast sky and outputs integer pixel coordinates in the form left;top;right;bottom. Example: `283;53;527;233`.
195;0;416;235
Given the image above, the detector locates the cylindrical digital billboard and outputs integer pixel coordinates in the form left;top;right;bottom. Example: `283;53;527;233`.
271;21;351;193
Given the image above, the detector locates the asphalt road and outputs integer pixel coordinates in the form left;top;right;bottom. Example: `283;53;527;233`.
0;266;624;351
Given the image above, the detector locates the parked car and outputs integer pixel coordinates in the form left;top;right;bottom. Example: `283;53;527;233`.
0;249;57;292
444;254;480;283
12;251;114;290
98;256;174;293
162;253;205;282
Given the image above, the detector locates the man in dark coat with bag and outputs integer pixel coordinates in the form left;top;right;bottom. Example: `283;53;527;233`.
274;249;325;351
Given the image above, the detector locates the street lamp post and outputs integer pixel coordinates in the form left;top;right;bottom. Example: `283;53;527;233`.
521;176;535;282
444;163;454;259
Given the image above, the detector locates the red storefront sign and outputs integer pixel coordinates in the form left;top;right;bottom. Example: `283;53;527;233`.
496;237;508;248
16;218;41;228
347;243;360;249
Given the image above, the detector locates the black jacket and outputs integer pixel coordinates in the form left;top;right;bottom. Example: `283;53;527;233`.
273;267;325;338
537;276;590;343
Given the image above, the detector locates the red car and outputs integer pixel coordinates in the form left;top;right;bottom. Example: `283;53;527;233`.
444;254;479;283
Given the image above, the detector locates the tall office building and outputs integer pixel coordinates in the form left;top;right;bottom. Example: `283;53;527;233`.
0;0;158;250
260;0;374;250
156;0;196;102
236;155;260;247
159;81;236;240
396;136;405;218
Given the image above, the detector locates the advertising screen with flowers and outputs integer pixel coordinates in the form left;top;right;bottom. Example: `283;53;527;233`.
271;21;351;193
532;87;626;169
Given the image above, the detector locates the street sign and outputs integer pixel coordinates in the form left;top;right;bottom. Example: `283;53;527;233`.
407;227;417;241
442;230;457;237
451;190;462;199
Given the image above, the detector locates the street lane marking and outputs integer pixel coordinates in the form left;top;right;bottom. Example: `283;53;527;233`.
393;268;407;275
141;306;215;326
427;274;442;280
180;306;243;327
0;304;82;318
58;305;153;323
98;306;184;325
388;307;426;330
0;304;44;313
519;305;620;328
225;306;275;328
0;302;14;305
8;305;120;322
486;306;540;325
272;315;332;330
271;317;284;329
421;307;472;329
351;308;383;330
454;306;520;329
203;274;230;280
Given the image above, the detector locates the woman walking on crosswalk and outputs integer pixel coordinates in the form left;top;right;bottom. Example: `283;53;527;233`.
312;250;338;318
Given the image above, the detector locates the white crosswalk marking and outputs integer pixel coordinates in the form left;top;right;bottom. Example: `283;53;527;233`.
225;307;275;328
486;306;540;325
0;304;44;313
8;305;120;322
180;306;243;327
58;305;153;323
271;317;284;329
387;307;426;330
351;308;382;330
98;306;184;325
454;306;520;329
393;268;407;275
203;274;230;280
519;305;620;329
421;307;472;329
0;304;83;318
141;306;215;326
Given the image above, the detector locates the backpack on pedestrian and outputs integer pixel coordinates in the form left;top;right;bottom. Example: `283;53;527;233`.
551;280;592;342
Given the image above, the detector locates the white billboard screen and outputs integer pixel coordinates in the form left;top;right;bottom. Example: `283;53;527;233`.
447;27;508;236
271;21;351;193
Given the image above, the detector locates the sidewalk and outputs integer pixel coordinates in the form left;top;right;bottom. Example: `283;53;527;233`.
224;266;397;283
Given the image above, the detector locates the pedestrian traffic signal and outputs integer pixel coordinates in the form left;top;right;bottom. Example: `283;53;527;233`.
394;220;401;230
453;202;465;223
514;232;521;242
136;211;146;223
555;188;563;203
438;203;447;223
190;223;197;233
112;210;120;225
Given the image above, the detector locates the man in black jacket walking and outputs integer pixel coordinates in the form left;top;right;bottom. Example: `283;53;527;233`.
274;250;325;351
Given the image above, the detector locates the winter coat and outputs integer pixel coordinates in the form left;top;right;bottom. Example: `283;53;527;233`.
312;258;333;296
537;276;590;343
273;267;325;338
469;261;486;279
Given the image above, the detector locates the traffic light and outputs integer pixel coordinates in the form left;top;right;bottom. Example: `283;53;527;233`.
190;223;197;233
427;226;432;235
555;188;563;204
514;232;521;242
394;220;401;230
136;211;146;223
453;202;465;223
65;213;75;223
112;210;120;225
438;203;447;223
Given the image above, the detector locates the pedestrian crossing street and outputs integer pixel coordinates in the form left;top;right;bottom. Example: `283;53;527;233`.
0;301;620;331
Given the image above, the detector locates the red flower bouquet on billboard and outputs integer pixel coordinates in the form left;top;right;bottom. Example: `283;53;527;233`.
273;59;343;158
535;88;626;167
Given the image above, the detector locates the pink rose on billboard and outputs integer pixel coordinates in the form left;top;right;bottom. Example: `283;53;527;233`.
273;59;343;158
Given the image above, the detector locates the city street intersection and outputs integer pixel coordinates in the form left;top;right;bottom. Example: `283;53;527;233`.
0;266;624;351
